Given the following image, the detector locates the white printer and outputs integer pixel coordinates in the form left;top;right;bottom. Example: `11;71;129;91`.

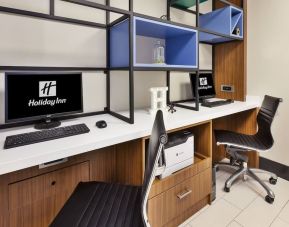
159;130;194;179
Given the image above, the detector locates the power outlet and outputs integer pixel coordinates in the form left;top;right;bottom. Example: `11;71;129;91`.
221;85;234;93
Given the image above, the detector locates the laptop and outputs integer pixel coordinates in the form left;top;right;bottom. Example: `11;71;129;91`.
190;73;234;108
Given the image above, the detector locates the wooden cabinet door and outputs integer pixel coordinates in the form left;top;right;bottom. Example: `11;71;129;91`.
8;162;89;227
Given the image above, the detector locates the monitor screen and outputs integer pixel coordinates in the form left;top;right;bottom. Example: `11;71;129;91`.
5;72;83;123
190;73;216;99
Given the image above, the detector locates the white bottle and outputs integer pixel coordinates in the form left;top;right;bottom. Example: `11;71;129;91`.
153;41;165;64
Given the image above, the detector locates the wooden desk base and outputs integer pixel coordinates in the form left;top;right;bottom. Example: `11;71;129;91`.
0;109;257;227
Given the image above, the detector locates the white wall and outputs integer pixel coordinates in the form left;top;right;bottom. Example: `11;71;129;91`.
247;0;289;165
0;0;212;122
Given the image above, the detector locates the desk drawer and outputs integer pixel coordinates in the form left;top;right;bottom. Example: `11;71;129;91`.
148;174;199;226
148;168;212;227
8;162;89;227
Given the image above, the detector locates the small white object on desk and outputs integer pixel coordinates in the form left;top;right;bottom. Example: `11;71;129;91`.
149;87;168;115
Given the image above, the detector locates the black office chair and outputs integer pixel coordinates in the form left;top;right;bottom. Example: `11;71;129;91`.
214;95;282;204
50;110;168;227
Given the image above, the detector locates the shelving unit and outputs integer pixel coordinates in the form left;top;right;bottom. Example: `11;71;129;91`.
110;16;198;70
0;0;245;128
135;17;198;69
199;5;243;44
170;1;243;45
167;0;244;110
0;0;135;127
199;5;243;43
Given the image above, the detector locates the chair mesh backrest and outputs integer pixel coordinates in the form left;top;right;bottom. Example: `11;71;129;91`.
141;111;167;213
256;95;282;148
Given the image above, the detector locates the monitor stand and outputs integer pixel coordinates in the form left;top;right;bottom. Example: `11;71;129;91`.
199;98;207;103
34;118;61;130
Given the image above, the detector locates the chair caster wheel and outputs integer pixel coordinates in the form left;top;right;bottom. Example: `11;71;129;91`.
269;177;277;185
265;195;274;204
224;186;230;193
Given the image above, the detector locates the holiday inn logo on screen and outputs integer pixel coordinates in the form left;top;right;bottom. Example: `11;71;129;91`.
200;77;208;86
199;77;213;90
39;81;56;97
27;81;67;107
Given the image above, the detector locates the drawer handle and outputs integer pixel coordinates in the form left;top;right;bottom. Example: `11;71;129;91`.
177;189;192;200
51;181;56;186
39;158;68;169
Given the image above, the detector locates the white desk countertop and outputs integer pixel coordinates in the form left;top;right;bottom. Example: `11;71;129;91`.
0;97;261;175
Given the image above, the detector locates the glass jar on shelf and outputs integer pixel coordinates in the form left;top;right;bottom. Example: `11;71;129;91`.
153;40;165;64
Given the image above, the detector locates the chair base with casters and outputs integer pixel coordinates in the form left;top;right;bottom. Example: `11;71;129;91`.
214;145;277;204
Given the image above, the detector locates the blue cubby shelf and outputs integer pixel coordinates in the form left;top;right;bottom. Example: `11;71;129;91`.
109;16;198;70
199;6;243;44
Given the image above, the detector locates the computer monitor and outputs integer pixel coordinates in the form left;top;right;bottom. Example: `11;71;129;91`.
5;72;83;129
190;73;216;100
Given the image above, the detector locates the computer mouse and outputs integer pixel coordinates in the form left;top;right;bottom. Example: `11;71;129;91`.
96;120;107;129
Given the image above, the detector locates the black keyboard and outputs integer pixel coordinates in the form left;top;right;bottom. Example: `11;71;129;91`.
4;124;90;149
201;99;234;108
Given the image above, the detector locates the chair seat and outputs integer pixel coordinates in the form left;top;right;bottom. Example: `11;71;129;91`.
50;182;144;227
214;130;272;151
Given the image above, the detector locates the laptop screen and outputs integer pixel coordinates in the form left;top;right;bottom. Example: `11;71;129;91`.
190;73;216;99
